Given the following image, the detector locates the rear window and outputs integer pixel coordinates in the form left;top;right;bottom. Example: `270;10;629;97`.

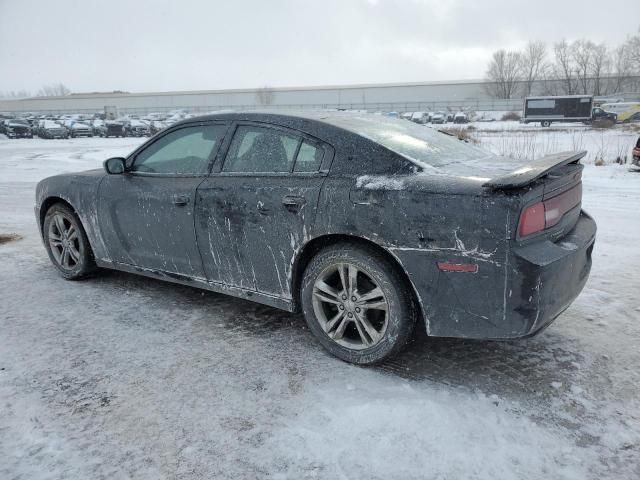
328;115;490;170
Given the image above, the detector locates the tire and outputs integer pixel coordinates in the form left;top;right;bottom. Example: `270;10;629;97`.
541;120;551;127
43;203;96;280
301;243;417;365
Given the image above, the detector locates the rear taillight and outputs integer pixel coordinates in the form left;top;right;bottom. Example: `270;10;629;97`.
518;202;545;237
518;184;582;238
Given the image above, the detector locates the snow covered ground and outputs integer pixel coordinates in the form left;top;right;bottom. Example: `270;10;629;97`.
1;133;639;479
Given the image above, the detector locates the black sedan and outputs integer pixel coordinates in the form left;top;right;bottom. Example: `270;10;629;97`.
35;112;596;364
4;119;33;138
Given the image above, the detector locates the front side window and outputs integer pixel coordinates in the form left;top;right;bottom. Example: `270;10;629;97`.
132;124;226;174
223;126;299;173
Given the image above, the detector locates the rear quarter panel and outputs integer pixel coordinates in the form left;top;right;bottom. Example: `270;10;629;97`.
315;170;523;338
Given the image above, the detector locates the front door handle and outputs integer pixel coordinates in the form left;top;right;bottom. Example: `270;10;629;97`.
282;195;306;212
172;194;190;206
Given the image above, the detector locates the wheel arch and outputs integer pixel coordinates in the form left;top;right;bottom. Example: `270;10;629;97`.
39;197;85;239
291;234;424;325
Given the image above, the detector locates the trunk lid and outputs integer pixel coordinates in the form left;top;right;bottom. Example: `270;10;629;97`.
488;152;586;243
482;151;586;190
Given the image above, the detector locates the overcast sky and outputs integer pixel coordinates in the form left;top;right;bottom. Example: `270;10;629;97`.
1;0;638;94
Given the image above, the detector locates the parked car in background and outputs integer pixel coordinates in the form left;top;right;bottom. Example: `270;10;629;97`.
38;120;69;139
410;112;429;124
64;120;93;138
632;136;640;169
3;119;33;138
35;112;595;365
91;119;107;137
149;120;167;135
104;121;126;138
400;112;413;121
431;112;446;124
453;112;469;124
600;102;640;123
125;119;151;137
590;106;617;124
624;111;640;124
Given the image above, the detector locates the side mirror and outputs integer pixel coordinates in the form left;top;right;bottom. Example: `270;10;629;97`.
104;157;126;174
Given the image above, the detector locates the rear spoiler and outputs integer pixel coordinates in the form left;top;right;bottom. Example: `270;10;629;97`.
483;151;586;190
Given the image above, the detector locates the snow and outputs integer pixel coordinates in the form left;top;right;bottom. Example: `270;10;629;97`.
1;133;640;479
440;121;639;164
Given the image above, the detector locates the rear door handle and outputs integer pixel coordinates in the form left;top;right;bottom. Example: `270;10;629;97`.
282;195;306;212
257;201;270;215
172;194;190;206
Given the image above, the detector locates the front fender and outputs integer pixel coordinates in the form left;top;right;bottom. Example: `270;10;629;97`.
36;171;111;262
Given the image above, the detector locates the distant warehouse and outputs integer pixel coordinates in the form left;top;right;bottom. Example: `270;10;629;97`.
1;77;638;115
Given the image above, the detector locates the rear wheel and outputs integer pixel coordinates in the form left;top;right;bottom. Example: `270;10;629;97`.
301;243;417;365
43;203;96;280
541;120;551;127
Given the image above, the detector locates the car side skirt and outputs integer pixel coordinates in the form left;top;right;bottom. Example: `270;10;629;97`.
96;260;295;312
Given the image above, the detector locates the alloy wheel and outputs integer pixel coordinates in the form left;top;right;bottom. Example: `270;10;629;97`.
312;263;389;350
48;213;82;270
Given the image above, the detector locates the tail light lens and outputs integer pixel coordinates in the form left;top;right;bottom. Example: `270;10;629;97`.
518;202;545;237
518;184;582;238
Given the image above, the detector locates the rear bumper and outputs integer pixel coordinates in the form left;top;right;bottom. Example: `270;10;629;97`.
6;131;32;138
507;210;596;337
392;211;596;339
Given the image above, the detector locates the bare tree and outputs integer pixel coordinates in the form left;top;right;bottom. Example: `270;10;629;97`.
553;39;577;95
627;32;640;72
0;90;31;99
36;83;70;97
484;49;523;99
590;43;609;95
255;86;275;106
520;41;547;96
607;43;633;93
571;40;594;94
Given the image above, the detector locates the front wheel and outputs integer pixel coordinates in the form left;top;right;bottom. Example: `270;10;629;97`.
43;203;96;280
301;243;417;365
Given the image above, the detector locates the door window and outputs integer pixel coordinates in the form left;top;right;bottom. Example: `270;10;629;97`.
223;126;299;173
132;124;226;174
294;141;324;172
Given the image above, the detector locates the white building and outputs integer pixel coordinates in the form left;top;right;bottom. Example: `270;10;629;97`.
1;77;637;115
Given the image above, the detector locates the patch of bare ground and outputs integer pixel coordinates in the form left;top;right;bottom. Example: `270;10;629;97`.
0;233;22;244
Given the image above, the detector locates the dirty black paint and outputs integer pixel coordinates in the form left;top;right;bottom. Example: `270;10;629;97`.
34;112;596;339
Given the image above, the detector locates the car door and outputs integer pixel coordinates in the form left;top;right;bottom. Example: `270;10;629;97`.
195;122;333;298
97;122;229;278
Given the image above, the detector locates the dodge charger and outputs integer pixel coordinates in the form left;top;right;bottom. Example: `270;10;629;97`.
35;112;596;364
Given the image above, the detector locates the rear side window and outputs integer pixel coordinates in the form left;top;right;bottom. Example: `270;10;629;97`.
223;126;299;173
133;124;226;174
294;141;324;172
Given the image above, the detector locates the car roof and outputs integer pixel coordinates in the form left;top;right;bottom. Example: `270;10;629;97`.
174;110;410;136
